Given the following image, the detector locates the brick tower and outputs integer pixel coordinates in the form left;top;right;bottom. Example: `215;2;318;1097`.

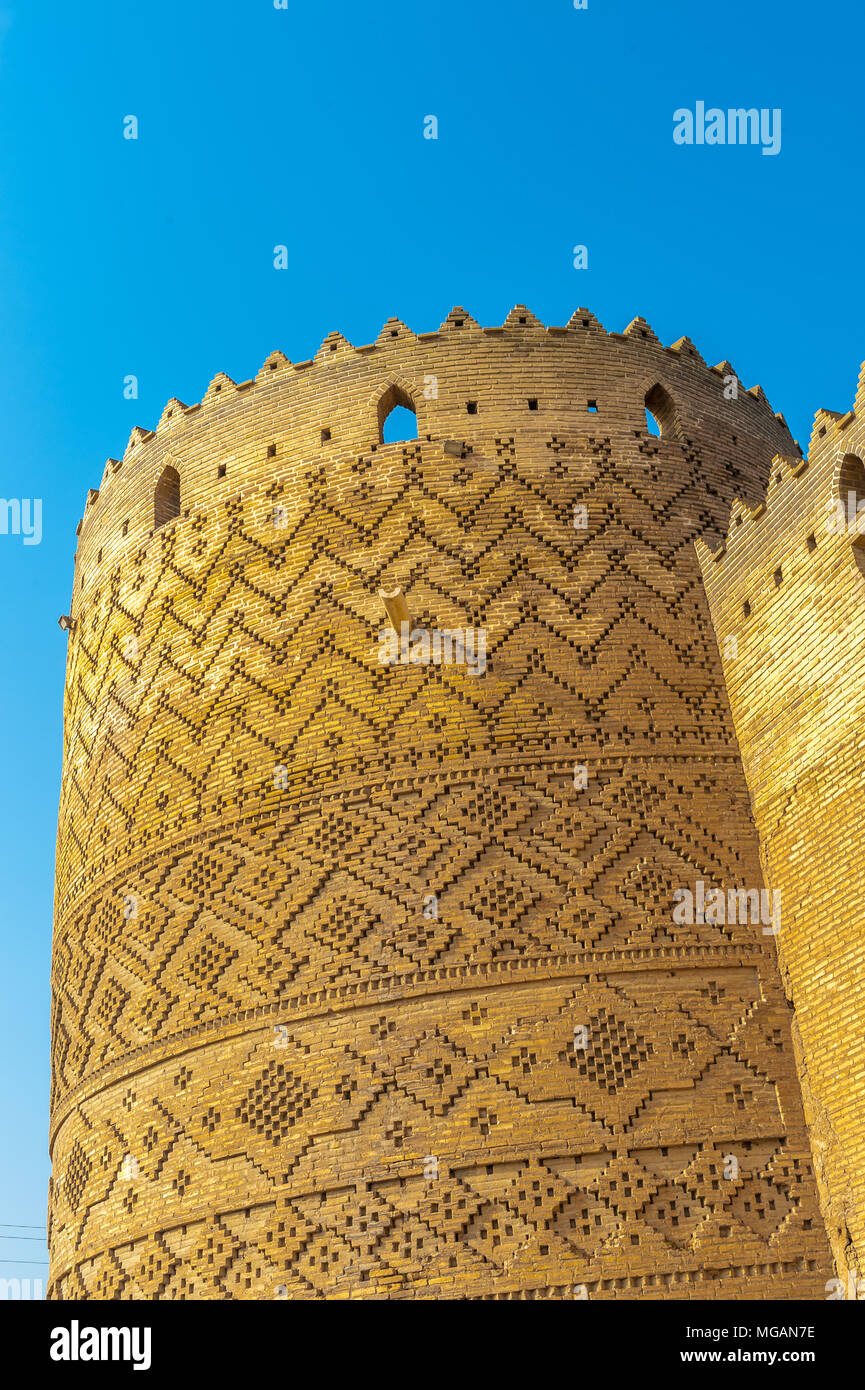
698;367;865;1289
48;306;834;1299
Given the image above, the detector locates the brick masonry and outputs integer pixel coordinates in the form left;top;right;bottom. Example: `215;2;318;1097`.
48;306;836;1299
698;367;865;1287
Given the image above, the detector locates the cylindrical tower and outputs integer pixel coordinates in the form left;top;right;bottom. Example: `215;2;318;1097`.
49;306;833;1299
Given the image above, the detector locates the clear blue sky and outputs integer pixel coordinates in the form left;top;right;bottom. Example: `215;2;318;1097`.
0;0;861;1289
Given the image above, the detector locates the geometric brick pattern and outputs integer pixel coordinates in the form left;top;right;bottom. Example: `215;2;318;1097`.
49;307;834;1297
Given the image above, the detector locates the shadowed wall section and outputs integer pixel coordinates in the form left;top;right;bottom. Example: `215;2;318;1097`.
48;307;833;1299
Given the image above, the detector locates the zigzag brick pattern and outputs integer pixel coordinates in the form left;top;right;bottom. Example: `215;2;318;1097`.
48;307;834;1299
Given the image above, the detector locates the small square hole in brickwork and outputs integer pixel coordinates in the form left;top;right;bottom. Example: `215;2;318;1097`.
321;428;331;443
807;533;817;552
466;401;477;415
743;599;751;618
215;383;222;393
267;444;276;458
587;400;598;413
97;548;102;563
217;463;226;478
454;318;464;327
528;398;538;410
774;568;783;587
121;520;128;536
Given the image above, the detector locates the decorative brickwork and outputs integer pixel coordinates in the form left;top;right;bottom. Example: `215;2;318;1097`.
49;307;834;1298
698;365;865;1287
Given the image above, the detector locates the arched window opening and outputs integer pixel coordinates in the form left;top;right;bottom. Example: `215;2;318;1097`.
154;465;181;530
644;383;680;439
839;453;865;575
378;384;418;444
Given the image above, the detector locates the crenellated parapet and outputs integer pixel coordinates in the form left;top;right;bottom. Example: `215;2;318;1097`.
49;307;834;1301
69;305;797;615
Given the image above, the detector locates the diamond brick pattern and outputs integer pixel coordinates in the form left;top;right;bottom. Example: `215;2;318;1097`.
48;311;834;1299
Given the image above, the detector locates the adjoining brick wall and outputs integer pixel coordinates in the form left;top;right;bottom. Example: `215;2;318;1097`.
48;307;833;1299
698;364;865;1286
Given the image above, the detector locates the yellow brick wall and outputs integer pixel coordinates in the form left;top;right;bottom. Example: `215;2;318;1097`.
48;307;833;1298
698;367;865;1286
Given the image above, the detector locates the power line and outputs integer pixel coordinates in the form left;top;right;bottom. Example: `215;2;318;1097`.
0;1224;45;1231
0;1235;46;1242
0;1259;49;1266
